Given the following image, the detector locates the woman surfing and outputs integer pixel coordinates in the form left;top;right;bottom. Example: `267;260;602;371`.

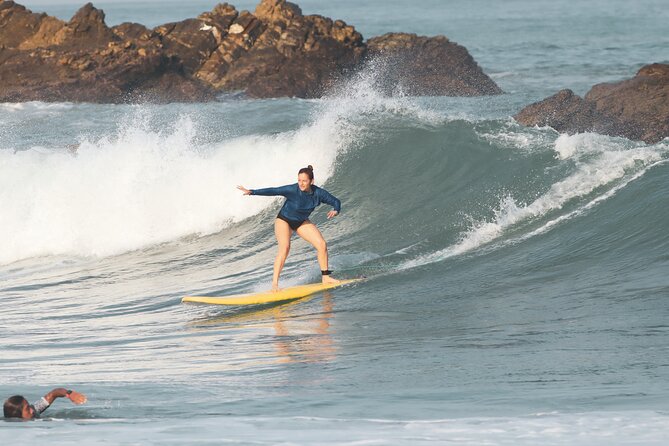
237;165;341;291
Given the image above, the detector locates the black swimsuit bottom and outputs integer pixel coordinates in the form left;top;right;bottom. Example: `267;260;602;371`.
277;213;306;231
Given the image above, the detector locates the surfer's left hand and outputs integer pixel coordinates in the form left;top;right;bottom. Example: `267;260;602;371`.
327;210;338;219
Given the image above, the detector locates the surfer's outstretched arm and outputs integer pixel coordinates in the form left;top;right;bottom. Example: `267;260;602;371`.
238;184;294;197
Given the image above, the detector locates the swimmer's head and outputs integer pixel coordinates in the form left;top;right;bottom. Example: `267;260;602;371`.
3;395;35;419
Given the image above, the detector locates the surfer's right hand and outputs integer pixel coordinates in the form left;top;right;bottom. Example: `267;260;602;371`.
237;185;251;195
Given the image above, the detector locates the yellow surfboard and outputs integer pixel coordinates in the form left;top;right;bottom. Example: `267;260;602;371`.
182;279;361;306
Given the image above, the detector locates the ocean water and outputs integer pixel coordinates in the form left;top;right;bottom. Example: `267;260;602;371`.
2;1;669;444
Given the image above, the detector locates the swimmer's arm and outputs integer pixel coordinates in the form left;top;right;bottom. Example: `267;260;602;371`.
43;388;87;405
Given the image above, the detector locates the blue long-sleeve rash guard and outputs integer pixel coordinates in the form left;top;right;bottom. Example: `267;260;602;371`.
251;183;341;222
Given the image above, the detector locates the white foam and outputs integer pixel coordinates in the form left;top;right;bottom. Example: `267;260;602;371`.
3;411;667;445
478;120;557;151
553;132;631;160
489;71;516;79
0;111;344;264
402;134;667;269
0;65;442;265
322;57;446;127
0;101;74;112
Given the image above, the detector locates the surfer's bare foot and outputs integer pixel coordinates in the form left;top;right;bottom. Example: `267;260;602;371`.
322;275;340;285
271;283;280;292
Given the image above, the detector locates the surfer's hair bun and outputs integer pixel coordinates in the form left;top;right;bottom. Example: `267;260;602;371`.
298;165;314;180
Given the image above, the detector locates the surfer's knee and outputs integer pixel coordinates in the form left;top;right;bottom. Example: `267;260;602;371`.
277;244;290;257
315;238;327;253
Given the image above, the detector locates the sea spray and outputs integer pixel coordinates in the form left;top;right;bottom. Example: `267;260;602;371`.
321;56;446;128
0;61;449;265
0;107;345;264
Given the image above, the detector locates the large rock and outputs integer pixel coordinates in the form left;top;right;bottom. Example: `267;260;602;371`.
515;64;669;144
513;89;598;133
0;0;502;102
366;33;502;96
195;0;365;98
0;2;214;102
0;1;56;48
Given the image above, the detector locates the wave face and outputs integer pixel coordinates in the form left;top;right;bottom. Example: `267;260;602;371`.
0;106;348;263
2;99;668;271
2;23;669;446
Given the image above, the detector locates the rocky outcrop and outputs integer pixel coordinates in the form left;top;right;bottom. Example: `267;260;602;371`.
366;33;502;96
0;1;214;102
0;0;502;102
194;0;366;98
515;64;669;144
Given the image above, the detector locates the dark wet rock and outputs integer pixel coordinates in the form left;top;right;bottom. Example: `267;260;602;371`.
0;0;502;102
203;0;366;98
154;18;221;75
0;1;45;44
366;33;503;96
111;22;154;42
515;64;669;144
59;2;116;49
0;2;214;102
513;89;598;133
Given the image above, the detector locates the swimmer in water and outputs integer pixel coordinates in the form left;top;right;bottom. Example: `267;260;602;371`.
4;388;87;420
